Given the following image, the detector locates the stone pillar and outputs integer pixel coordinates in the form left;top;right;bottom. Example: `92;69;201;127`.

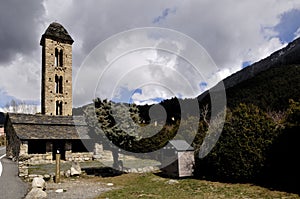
19;141;29;177
18;161;28;177
19;141;28;156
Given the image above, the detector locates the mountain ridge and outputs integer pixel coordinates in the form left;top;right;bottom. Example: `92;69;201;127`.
198;37;300;109
224;37;300;89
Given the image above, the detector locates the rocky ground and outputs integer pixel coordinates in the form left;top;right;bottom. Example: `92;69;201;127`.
25;154;161;198
44;177;114;199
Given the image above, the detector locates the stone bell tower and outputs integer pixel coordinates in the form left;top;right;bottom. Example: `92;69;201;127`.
40;22;74;116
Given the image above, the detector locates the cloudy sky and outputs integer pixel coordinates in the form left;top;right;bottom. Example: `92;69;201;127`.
1;0;300;109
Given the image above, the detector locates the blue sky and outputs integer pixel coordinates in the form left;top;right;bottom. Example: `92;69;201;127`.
153;7;177;24
275;9;300;43
1;1;300;110
0;90;16;107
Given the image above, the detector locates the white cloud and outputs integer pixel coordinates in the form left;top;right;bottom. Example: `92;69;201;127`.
294;27;300;39
0;53;41;101
246;37;287;63
57;1;300;106
2;1;300;107
73;27;218;106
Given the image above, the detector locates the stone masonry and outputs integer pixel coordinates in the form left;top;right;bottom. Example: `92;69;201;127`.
40;23;73;116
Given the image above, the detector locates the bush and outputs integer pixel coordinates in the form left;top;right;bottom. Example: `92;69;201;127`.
195;103;279;182
264;99;300;193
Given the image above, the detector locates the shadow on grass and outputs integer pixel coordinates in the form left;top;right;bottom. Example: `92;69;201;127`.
193;171;300;196
82;167;125;177
153;171;194;180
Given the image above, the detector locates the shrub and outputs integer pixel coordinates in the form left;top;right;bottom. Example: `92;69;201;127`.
196;103;279;182
264;99;300;192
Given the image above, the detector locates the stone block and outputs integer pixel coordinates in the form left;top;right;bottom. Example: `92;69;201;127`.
32;177;46;189
70;162;81;176
25;187;47;199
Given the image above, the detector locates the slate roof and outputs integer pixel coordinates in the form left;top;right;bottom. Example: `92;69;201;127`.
7;113;90;140
167;140;194;151
40;22;74;45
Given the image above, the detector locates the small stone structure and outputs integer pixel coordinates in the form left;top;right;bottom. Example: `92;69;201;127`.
161;140;195;177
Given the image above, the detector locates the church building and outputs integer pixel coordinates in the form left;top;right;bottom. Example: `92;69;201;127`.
4;23;93;172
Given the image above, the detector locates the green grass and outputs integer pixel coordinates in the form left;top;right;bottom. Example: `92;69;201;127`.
96;173;300;199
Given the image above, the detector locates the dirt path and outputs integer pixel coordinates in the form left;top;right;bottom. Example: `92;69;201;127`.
45;177;114;199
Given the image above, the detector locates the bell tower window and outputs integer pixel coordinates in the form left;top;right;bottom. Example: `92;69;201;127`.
56;101;63;115
55;75;63;94
59;49;63;66
55;48;59;66
55;48;63;67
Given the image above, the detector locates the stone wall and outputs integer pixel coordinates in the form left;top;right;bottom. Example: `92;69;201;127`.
25;153;53;164
66;152;93;161
19;141;28;157
18;161;29;177
18;152;93;177
17;141;93;177
41;38;73;116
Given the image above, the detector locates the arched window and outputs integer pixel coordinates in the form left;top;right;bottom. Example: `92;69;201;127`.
55;48;59;66
59;76;63;94
55;75;58;93
55;75;63;94
56;101;63;115
59;50;63;67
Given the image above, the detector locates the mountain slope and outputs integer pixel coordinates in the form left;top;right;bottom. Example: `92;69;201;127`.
198;37;300;111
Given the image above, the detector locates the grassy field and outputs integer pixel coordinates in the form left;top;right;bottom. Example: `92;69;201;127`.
28;162;299;198
96;173;299;199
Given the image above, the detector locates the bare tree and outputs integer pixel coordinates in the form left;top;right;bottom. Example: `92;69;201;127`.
3;99;39;114
200;104;210;126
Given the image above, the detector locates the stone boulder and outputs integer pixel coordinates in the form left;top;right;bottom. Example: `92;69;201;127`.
65;169;71;178
32;177;46;189
166;179;179;185
70;161;82;176
25;187;47;199
25;177;47;199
